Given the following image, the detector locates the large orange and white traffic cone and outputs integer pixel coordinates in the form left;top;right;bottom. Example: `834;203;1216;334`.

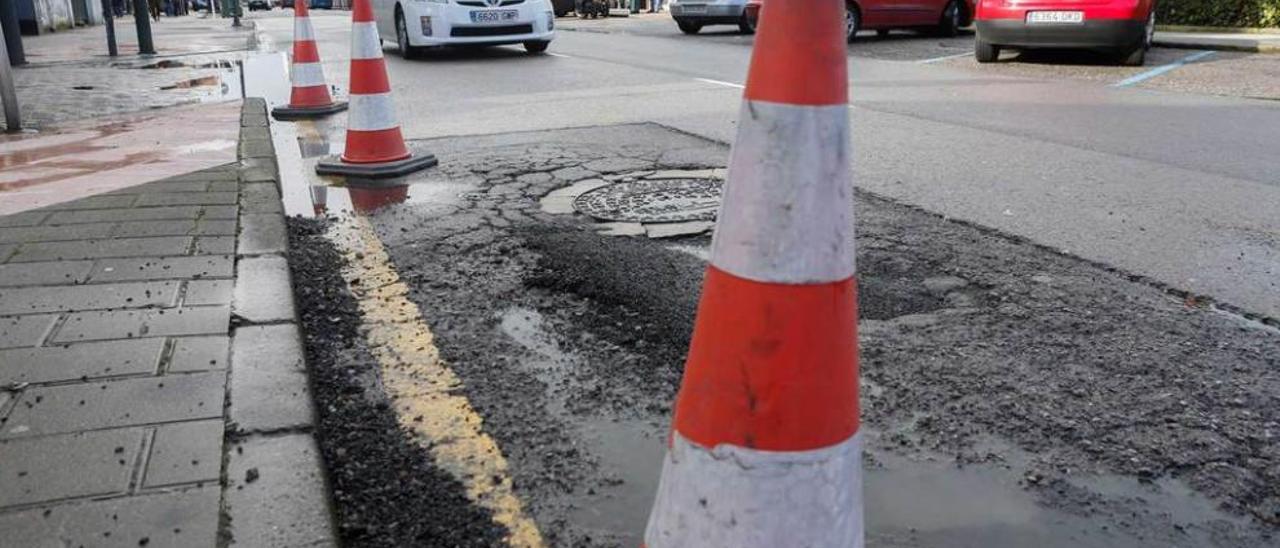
271;0;347;120
644;0;861;546
315;0;436;178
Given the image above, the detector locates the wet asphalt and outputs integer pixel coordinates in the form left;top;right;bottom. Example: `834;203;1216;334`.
283;124;1280;547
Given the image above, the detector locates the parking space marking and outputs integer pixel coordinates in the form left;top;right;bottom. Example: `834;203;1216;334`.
329;216;546;548
547;52;573;58
918;51;972;64
694;77;745;89
1112;50;1216;87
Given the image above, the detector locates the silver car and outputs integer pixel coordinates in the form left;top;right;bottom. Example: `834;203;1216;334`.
670;0;751;34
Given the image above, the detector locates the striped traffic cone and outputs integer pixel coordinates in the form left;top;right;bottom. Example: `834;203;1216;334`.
271;0;347;120
644;0;862;546
315;0;436;178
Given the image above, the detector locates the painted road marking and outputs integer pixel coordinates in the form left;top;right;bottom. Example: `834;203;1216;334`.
1112;50;1215;87
918;51;972;64
547;52;573;58
694;77;745;89
329;216;545;548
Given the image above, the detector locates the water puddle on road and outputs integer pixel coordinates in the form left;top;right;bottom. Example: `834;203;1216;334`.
499;306;665;545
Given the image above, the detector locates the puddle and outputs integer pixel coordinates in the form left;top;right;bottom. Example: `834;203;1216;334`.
499;306;664;545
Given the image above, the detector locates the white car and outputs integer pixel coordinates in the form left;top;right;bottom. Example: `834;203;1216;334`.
373;0;556;57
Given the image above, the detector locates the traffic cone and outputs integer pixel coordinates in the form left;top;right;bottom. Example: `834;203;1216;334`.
348;184;409;214
644;0;862;546
271;0;348;120
315;0;436;179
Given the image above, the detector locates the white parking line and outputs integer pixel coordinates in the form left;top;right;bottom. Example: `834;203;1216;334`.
1112;50;1216;88
918;51;972;64
547;52;573;58
694;77;745;89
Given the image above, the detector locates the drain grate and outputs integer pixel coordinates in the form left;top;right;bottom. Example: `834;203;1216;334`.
573;178;723;223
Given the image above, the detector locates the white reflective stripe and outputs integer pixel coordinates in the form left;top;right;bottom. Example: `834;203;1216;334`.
351;22;384;60
645;431;864;548
290;62;327;88
293;16;315;41
347;93;399;132
710;100;855;284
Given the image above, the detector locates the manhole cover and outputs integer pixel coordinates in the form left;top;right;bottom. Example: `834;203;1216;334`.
573;178;723;223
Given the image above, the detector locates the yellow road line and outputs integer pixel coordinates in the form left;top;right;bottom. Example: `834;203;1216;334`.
328;216;545;548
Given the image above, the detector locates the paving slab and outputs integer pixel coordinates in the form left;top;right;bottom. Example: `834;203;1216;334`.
195;236;238;255
0;281;181;315
45;206;207;225
0;314;58;349
237;214;288;256
0;428;143;507
225;433;336;547
0;261;94;287
144;419;224;488
52;306;229;344
0;339;165;385
0;211;49;228
229;325;313;432
0;486;220;547
2;371;226;439
10;237;193;263
184;279;235;306
88;256;234;283
233;256;297;324
169;336;231;373
0;223;117;244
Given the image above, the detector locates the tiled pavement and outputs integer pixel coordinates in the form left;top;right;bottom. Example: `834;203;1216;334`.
0;99;336;547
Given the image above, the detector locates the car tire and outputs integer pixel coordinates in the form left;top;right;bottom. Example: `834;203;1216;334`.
845;4;859;43
524;41;550;54
935;0;961;38
677;19;702;34
1120;10;1154;66
396;11;418;60
975;38;999;63
739;13;755;34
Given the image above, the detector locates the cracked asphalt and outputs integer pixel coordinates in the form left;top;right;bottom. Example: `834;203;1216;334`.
285;124;1280;547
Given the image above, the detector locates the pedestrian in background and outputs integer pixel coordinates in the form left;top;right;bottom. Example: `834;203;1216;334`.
649;0;662;13
148;0;162;20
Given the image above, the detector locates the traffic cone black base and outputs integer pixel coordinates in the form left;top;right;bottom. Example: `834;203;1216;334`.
315;153;437;179
272;101;348;121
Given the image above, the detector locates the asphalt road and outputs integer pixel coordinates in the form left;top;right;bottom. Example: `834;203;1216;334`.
246;8;1280;547
254;9;1280;322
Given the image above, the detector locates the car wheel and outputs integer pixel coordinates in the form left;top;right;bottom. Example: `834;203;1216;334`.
975;38;999;63
524;40;550;54
677;19;702;34
739;12;755;34
396;11;417;59
1119;44;1146;66
936;0;961;38
845;4;859;43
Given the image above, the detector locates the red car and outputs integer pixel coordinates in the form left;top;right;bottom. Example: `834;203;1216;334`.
745;0;974;41
974;0;1157;65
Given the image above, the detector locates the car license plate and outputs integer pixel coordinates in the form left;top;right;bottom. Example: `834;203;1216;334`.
470;9;519;23
1026;11;1084;24
682;4;706;13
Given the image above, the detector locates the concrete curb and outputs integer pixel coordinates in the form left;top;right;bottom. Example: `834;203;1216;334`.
1153;38;1280;53
219;97;338;547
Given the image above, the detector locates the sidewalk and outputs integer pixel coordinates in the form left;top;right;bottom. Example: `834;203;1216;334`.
1155;30;1280;53
0;99;336;546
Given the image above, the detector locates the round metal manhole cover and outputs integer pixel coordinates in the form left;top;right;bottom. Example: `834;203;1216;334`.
573;178;723;223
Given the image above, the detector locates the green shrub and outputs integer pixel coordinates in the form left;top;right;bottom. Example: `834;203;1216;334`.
1157;0;1280;28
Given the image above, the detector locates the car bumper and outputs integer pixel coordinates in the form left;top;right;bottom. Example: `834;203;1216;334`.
670;2;745;20
404;2;556;47
976;19;1145;49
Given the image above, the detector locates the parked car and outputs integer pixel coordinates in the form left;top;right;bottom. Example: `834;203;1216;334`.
551;0;574;16
670;0;751;34
372;0;556;57
735;0;973;40
247;0;272;10
974;0;1156;66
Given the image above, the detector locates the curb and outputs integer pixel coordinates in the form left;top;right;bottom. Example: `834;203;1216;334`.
1153;38;1280;53
218;97;339;547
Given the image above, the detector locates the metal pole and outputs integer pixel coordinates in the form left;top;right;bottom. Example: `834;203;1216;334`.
101;0;118;56
131;0;155;54
0;0;25;66
0;17;21;132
